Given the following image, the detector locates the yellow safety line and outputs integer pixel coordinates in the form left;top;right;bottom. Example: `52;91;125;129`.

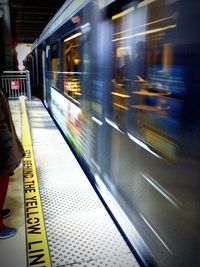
21;98;51;267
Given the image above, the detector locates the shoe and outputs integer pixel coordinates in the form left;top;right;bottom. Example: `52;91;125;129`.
2;209;11;219
0;227;16;239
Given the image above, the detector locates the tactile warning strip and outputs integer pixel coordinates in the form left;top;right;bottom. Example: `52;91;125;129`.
26;99;140;267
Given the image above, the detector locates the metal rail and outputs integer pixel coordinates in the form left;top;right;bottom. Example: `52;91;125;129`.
1;70;31;100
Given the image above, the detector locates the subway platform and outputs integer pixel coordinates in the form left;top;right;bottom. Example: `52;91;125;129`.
0;97;140;267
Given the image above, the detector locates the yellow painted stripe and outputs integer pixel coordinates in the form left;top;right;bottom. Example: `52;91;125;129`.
21;98;51;267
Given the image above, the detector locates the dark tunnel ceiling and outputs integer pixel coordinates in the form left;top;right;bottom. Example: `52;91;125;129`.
10;0;66;44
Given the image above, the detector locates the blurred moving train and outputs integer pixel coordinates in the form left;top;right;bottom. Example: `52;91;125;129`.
31;0;200;266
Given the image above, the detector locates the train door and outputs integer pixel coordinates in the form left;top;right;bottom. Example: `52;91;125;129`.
42;45;50;108
83;2;121;187
76;2;110;176
42;49;47;106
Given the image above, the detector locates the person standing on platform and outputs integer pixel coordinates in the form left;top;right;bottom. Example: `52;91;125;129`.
0;89;24;239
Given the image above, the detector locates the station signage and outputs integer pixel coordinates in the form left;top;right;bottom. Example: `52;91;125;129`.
11;80;20;90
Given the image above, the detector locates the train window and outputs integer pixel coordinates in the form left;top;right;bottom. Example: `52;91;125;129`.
111;0;184;160
62;32;81;103
50;43;59;89
110;6;135;131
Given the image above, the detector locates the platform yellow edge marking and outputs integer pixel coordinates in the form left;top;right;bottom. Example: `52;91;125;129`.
21;98;51;267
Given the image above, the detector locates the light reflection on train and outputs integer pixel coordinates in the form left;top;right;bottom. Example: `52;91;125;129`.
31;0;200;266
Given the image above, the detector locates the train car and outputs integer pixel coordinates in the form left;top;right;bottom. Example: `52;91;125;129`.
31;0;200;266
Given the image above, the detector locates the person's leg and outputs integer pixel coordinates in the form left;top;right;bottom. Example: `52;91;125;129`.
0;174;16;239
0;174;9;230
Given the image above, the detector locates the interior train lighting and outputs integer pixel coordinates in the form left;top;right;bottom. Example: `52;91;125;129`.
64;32;82;42
111;92;131;98
112;24;176;42
112;6;135;20
137;0;157;8
113;16;174;37
113;102;129;110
